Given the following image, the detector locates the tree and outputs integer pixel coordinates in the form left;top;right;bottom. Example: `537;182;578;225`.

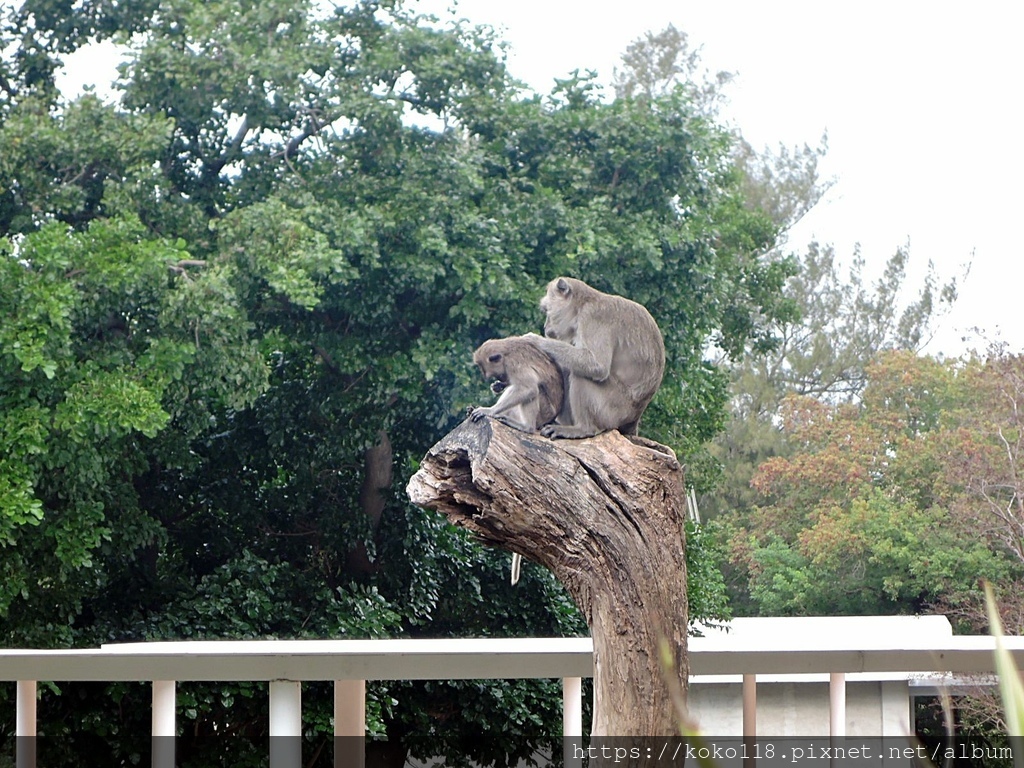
716;345;1024;752
725;350;1021;618
612;24;733;115
612;32;958;531
704;242;959;531
612;24;829;236
1;2;792;763
935;349;1024;629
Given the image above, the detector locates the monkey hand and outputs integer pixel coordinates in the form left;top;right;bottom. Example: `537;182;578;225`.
470;405;492;423
490;380;508;395
522;332;561;354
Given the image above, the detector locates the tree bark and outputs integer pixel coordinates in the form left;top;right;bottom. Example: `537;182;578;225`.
406;417;689;737
346;430;393;577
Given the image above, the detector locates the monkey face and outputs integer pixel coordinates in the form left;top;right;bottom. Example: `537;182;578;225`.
541;279;577;341
473;343;508;384
480;354;507;383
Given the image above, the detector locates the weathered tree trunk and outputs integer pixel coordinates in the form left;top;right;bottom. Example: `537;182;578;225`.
346;430;393;577
406;417;689;737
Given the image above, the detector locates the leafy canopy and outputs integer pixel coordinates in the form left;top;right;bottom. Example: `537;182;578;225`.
726;351;1023;619
1;1;793;763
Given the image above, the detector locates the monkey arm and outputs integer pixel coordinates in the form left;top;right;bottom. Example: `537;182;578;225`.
483;386;534;413
470;381;538;421
529;335;611;383
471;382;540;433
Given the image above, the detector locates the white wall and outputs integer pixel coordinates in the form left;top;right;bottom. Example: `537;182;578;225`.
688;679;911;737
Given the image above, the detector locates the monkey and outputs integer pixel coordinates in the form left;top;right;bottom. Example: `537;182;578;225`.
471;335;564;434
526;277;665;439
470;335;566;586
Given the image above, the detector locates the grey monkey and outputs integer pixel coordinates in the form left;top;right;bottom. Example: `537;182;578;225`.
470;335;566;585
471;336;564;433
528;277;665;439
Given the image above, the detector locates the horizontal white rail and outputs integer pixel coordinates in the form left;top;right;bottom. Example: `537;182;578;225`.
4;634;1024;768
0;637;594;681
4;634;1024;682
688;633;1024;675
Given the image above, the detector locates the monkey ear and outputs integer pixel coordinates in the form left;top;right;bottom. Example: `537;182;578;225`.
556;278;571;296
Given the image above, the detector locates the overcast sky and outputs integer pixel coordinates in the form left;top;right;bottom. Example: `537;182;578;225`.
414;0;1023;357
58;1;1023;357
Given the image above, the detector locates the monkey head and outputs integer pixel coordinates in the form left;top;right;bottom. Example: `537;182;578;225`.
473;339;510;386
540;277;587;341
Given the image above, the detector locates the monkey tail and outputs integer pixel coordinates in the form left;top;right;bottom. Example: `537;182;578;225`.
510;552;522;586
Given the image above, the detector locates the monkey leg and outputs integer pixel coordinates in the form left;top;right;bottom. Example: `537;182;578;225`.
493;414;536;433
540;422;601;439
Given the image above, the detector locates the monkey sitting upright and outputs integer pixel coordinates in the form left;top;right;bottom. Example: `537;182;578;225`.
527;276;665;439
471;335;564;433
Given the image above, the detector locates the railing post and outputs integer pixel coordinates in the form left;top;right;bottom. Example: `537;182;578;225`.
742;674;756;737
152;680;175;768
829;672;846;737
562;676;582;736
269;680;302;768
563;677;582;768
334;679;365;768
742;674;756;768
16;680;36;768
829;671;847;768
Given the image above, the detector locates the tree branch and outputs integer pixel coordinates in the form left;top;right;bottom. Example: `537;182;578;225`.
0;71;18;98
167;259;208;276
202;115;251;182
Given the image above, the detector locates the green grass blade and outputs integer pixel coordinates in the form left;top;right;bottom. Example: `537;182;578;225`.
984;580;1024;748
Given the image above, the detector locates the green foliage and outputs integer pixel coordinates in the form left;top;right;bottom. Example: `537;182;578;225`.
0;214;268;626
685;520;731;628
706;240;959;524
0;1;792;763
743;492;1009;616
0;94;172;232
725;351;1024;620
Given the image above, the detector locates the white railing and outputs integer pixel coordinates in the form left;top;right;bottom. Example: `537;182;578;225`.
4;633;1024;768
3;637;591;768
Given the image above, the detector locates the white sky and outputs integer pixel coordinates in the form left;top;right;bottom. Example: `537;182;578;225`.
58;1;1024;357
414;0;1023;358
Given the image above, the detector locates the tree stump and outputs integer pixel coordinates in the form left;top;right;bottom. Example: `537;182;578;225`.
406;417;689;737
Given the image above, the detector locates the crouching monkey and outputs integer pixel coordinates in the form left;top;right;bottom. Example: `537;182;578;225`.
471;335;564;434
471;335;565;585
